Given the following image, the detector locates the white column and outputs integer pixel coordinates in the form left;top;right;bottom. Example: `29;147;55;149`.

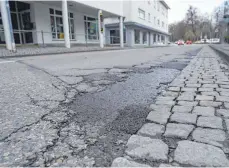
147;32;150;46
126;28;134;47
62;0;70;48
149;33;153;46
119;16;124;48
98;9;104;48
103;21;106;45
0;0;15;51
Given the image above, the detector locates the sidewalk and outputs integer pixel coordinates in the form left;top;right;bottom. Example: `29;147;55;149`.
111;46;229;167
0;45;169;58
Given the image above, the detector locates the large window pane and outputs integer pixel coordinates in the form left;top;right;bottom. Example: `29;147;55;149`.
84;16;98;40
50;8;74;40
49;8;54;14
55;10;62;16
134;29;140;44
143;32;147;44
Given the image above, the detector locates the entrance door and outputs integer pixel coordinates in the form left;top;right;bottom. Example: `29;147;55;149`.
110;30;120;44
20;10;33;43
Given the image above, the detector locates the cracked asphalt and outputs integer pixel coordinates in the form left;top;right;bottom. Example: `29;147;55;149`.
0;45;203;166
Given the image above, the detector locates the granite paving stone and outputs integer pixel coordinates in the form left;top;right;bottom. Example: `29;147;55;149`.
216;109;229;118
201;91;219;96
170;113;197;124
199;101;222;107
125;135;168;162
174;140;229;166
177;95;194;101
155;100;176;106
181;87;197;92
172;105;193;113
149;104;172;112
220;91;229;96
163;91;179;97
216;88;229;92
216;96;229;102
177;101;198;107
195;95;214;101
147;111;171;125
164;123;194;139
225;103;229;109
202;84;219;89
111;157;150;167
225;119;229;131
197;116;223;129
156;96;175;101
186;84;201;88
192;106;215;116
220;85;229;89
168;87;180;92
137;123;165;138
192;127;226;147
198;88;214;92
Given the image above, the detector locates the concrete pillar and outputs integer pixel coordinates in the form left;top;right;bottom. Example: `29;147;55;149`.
103;19;106;45
62;0;70;48
0;0;15;51
98;9;104;48
126;28;134;47
149;33;154;46
119;16;124;48
140;31;143;44
146;32;149;46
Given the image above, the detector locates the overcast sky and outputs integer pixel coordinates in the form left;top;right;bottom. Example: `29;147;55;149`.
167;0;225;23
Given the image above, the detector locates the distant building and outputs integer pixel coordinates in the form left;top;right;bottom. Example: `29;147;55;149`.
104;0;170;47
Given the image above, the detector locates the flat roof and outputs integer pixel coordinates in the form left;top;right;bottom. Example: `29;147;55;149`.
160;0;170;9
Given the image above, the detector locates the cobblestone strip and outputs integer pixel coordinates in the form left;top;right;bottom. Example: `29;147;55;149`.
111;46;229;167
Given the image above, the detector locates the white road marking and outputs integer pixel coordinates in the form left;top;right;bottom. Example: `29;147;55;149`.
0;60;15;64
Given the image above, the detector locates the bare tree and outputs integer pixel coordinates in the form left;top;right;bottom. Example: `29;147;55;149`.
169;20;186;41
185;5;199;39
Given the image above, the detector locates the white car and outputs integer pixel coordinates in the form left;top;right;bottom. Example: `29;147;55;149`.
211;38;220;44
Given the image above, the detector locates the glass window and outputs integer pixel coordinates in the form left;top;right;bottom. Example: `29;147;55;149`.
148;13;151;22
84;16;98;40
158;19;160;26
69;13;73;18
9;1;16;12
50;8;75;40
143;32;147;44
134;29;140;44
162;21;164;27
138;8;145;20
49;8;54;14
154;17;156;25
55;10;62;16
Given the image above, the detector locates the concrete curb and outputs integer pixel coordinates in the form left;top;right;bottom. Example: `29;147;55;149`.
0;45;170;59
209;45;229;64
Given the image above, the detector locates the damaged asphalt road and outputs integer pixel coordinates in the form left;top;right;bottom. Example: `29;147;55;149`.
0;46;202;166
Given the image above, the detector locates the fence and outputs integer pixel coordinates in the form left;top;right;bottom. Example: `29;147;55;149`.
0;29;121;48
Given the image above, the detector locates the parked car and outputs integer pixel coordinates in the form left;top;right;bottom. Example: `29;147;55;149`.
211;38;220;44
177;40;184;45
186;40;192;45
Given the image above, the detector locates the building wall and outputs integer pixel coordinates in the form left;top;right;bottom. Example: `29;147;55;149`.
104;0;169;47
125;0;168;33
33;2;99;45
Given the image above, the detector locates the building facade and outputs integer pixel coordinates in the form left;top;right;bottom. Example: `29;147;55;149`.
0;0;124;50
105;0;170;47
